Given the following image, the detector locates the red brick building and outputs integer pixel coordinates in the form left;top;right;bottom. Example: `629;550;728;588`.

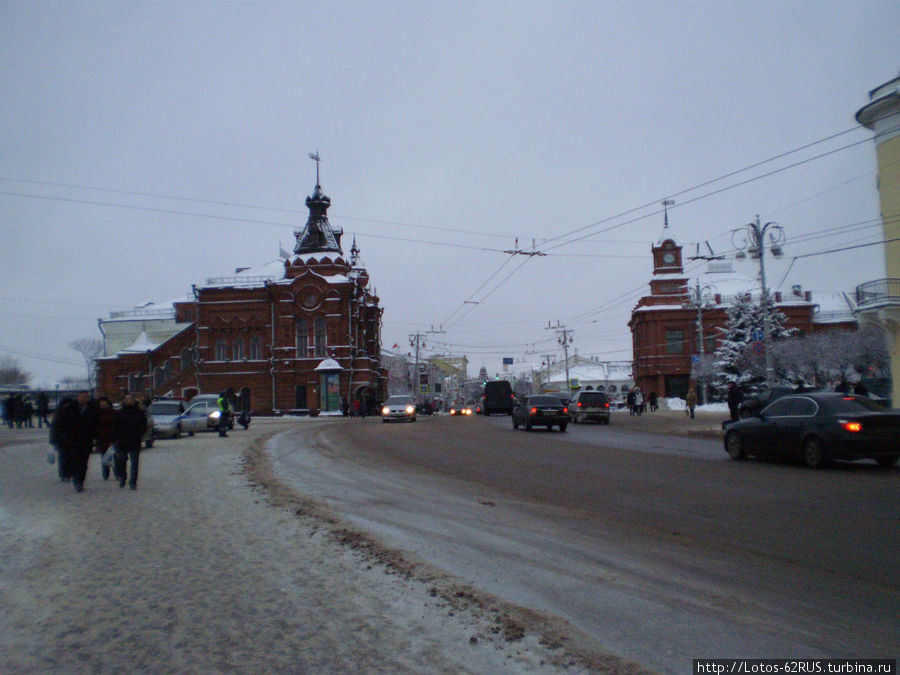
96;180;386;414
629;233;857;400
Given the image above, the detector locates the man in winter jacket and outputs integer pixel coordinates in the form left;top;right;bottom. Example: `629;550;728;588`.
57;391;99;493
114;392;148;490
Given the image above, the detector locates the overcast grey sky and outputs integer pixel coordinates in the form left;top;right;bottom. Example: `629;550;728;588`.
2;0;899;386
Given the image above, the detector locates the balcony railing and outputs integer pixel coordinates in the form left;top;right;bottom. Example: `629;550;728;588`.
856;278;900;308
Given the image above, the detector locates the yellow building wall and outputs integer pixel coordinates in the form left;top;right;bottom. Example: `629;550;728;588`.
876;133;900;279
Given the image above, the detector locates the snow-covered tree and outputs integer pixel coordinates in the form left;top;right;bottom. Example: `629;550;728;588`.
69;338;103;387
772;324;890;387
712;293;794;390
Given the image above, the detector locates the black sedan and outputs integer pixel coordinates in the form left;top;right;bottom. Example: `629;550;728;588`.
724;393;900;468
512;395;569;432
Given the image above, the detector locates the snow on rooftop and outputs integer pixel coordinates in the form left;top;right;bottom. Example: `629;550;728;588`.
118;330;159;354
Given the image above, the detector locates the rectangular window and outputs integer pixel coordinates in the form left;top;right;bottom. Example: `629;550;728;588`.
296;319;307;358
314;318;326;357
215;339;228;361
666;329;684;354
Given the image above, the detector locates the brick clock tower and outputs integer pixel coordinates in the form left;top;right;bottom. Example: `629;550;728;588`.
97;165;387;415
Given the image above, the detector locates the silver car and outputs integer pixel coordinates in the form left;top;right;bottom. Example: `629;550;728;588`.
177;400;221;435
148;400;185;438
381;395;417;423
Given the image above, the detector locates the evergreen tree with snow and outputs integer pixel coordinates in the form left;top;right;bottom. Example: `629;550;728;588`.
712;293;794;391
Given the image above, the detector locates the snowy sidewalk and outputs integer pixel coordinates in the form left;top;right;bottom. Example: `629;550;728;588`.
0;420;646;675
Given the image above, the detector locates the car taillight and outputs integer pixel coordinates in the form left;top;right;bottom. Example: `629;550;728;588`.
604;402;610;408
840;420;863;432
577;402;583;408
530;407;538;415
563;407;568;414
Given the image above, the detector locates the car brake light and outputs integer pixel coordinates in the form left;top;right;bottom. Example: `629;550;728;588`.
530;407;537;415
563;407;568;414
577;402;583;407
604;402;609;408
840;420;863;432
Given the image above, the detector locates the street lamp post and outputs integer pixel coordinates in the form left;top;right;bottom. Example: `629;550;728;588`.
683;280;716;404
732;216;785;387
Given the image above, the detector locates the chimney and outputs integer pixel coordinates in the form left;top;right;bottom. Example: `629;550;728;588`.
792;284;802;297
774;291;783;303
714;293;722;304
804;291;812;302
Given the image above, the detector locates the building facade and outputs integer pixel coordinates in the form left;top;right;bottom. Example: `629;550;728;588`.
629;233;857;400
96;180;387;414
855;74;900;404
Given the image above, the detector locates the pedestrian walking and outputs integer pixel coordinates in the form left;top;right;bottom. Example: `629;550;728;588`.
49;396;76;482
94;396;116;481
727;382;744;422
685;387;698;419
633;388;644;416
55;391;98;492
113;392;147;490
36;392;50;429
648;392;658;412
626;390;636;416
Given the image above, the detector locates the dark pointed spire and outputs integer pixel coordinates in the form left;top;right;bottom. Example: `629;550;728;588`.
293;154;343;255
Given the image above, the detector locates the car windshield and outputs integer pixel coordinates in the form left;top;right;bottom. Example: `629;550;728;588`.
822;396;888;414
385;396;412;405
149;402;183;415
578;393;607;405
528;396;563;406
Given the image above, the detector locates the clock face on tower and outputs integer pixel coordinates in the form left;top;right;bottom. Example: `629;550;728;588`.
663;251;675;264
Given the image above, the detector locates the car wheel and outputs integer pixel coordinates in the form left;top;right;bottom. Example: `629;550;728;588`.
173;425;181;439
739;408;753;419
513;416;519;429
802;436;828;468
559;422;568;432
725;432;745;460
525;419;532;431
876;455;898;468
145;438;154;449
188;430;195;436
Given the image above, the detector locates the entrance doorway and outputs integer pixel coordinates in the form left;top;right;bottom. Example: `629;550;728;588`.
665;375;689;399
295;385;307;409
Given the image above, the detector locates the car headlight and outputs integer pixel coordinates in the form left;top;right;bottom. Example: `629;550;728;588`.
209;411;221;419
405;405;415;414
382;406;390;415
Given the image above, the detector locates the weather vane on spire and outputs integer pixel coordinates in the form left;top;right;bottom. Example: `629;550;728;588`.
662;199;675;229
309;151;321;186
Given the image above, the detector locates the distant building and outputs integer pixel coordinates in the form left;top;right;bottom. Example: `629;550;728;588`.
538;355;633;405
855;74;900;404
629;230;857;400
96;179;386;414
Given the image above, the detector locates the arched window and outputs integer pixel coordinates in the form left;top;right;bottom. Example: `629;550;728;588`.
296;319;308;357
250;336;262;360
215;339;228;361
609;385;617;393
233;338;244;361
153;366;165;389
313;318;326;357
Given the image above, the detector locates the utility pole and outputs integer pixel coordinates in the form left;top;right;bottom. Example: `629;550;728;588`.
687;242;724;404
547;321;574;398
540;354;555;393
732;216;786;387
408;332;425;402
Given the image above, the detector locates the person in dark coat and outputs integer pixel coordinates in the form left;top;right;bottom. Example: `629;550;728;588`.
94;396;117;481
113;392;148;490
727;382;744;422
68;391;99;492
50;397;76;481
36;392;50;429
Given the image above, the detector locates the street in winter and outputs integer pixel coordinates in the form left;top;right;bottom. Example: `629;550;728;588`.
2;409;897;674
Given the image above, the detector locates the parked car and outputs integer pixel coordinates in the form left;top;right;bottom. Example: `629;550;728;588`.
148;400;185;439
381;395;417;423
568;390;611;425
512;395;569;432
482;380;515;416
724;392;900;468
739;386;797;418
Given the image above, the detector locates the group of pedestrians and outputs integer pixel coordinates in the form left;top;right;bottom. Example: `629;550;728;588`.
50;391;147;493
2;392;50;429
